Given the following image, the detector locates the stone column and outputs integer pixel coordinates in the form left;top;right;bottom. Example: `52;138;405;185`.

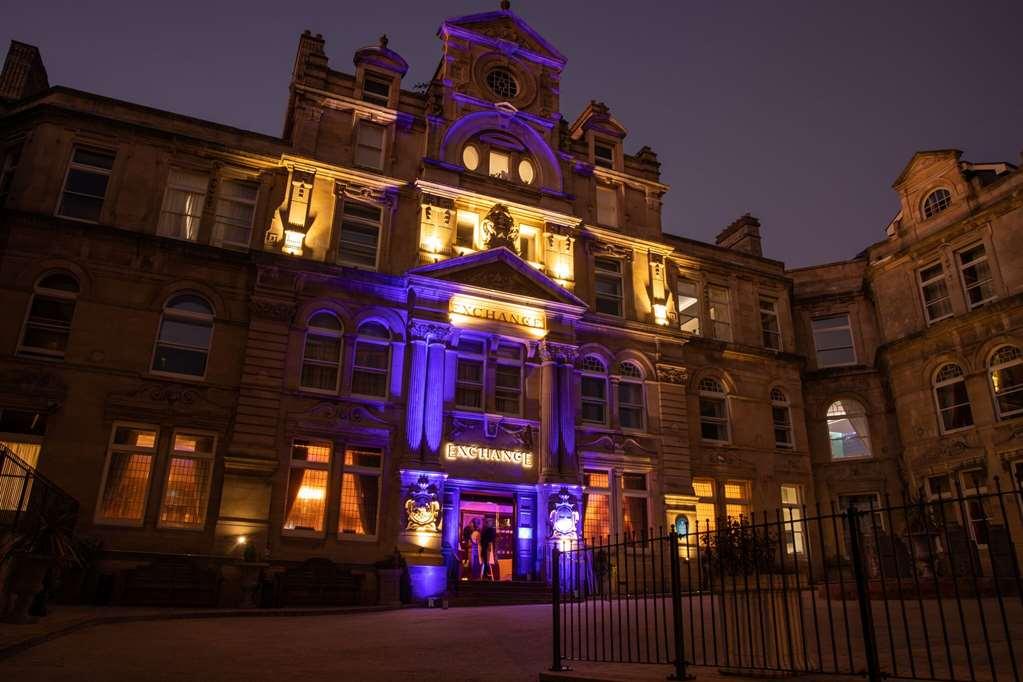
537;342;560;479
404;337;428;459
422;330;449;462
656;364;693;495
557;354;578;477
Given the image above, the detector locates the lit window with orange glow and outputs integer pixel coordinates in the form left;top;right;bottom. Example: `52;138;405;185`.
338;448;383;537
159;431;216;529
96;425;159;526
283;439;332;534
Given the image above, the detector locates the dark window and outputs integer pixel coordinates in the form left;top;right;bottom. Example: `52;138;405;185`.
485;68;518;99
594;257;623;316
58;147;115;222
594;143;615;169
922;188;952;219
300;312;343;392
151;294;214;378
338;201;382;269
19;272;80;359
351;322;390;398
362;74;392;107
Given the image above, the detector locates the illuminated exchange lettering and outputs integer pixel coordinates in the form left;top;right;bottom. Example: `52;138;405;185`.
448;298;546;331
444;443;535;469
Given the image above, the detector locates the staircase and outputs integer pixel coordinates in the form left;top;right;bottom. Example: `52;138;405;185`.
448;579;552;607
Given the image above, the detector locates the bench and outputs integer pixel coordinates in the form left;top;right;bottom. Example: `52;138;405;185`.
272;558;362;607
119;558;221;607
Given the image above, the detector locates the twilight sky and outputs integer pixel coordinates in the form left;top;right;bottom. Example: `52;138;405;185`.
5;0;1021;266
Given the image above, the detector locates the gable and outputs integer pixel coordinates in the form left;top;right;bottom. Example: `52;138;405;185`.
438;260;556;300
892;149;962;189
443;11;567;66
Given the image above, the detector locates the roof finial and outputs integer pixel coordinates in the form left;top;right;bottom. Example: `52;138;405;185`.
500;0;511;10
379;34;389;49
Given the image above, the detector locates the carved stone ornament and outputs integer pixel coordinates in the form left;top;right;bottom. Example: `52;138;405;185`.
579;432;657;455
294;401;389;429
250;298;296;323
548;487;579;541
656;365;689;385
585;239;633;262
337;182;396;209
404;476;442;532
407;321;452;343
536;341;578;364
450;415;534;449
106;383;230;417
480;203;520;253
0;368;67;402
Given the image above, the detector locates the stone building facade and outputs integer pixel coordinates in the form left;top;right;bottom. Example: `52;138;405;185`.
0;5;1020;598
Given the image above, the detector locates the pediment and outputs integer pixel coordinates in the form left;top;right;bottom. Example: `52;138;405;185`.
409;248;584;307
892;149;962;188
443;11;566;66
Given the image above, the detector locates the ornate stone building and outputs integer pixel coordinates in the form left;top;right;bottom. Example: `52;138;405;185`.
0;5;1020;598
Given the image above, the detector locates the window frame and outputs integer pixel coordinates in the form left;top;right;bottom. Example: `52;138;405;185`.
582;468;612;542
918;261;953;324
698;377;730;444
780;484;806;556
337;198;383;271
282;438;332;537
677;277;701;335
759;296;781;350
811;314;857;368
593;140;616;170
0;138;24;205
593;256;624;317
493;342;524;417
454;337;486;411
150;294;215;381
620;471;650;538
932;363;974;433
488;150;511;180
354;119;386;171
616;362;646;431
595;184;619;227
212;176;259;250
361;71;393;107
56;145;116;223
157;429;217;530
95;422;159;527
707;285;732;342
826;399;872;461
692;477;718;531
771;388;794;449
299;312;345;395
956;243;996;310
337;446;384;540
580;356;609;426
922;188;952;219
17;272;80;360
349;322;392;400
989;345;1023;421
157;168;209;242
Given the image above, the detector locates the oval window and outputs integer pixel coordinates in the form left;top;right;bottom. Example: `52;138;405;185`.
462;145;480;171
518;159;535;185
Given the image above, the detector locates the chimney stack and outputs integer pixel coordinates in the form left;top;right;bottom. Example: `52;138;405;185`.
715;213;763;257
0;41;48;103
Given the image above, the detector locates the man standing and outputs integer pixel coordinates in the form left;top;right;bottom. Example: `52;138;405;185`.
480;517;498;581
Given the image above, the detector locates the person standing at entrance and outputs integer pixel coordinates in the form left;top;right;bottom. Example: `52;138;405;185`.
469;518;483;580
481;517;498;581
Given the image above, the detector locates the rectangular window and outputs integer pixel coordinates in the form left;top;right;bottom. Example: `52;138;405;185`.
760;297;781;350
213;179;258;249
811;315;856;367
518;226;538;263
595;185;618;227
362;73;392;107
455;337;485;410
338;200;382;269
489;151;510;180
355;121;385;170
0;140;23;205
97;425;157;525
338;447;382;537
723;480;750;521
699;394;729;443
580;375;607;425
693;478;716;531
781;484;806;555
918;262;952;323
677;279;700;334
594;257;623;316
957;243;996;309
621;473;649;537
350;338;390;398
158;169;208;242
959;469;990;546
158;431;215;529
58;146;115;222
707;286;732;342
618;380;644;430
839;492;885;532
582;469;611;541
594;142;615;169
456;210;478;248
494;343;523;416
283;439;331;534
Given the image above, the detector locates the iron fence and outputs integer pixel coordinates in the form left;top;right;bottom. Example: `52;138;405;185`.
551;480;1023;681
0;442;78;537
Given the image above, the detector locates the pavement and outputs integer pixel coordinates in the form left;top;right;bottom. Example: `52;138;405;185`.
0;602;983;681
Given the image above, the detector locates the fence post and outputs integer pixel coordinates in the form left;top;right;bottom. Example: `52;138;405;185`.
846;507;882;682
668;531;694;680
550;546;570;671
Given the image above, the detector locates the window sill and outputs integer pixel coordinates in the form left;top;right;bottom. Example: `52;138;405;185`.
338;533;378;543
938;424;974;436
829;455;873;463
156;523;206;532
700;439;731;446
15;348;65;362
55;212;100;225
298;386;340;397
282;529;326;540
94;518;145;528
150;370;206;382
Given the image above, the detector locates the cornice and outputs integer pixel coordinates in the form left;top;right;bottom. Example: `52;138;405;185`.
279;153;404;191
414;179;579;227
592;166;670;194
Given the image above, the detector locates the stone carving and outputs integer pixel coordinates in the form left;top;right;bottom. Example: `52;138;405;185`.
579;432;656;455
250;299;296;323
442;265;554;300
336;182;396;208
585;239;633;261
548;487;579;541
536;341;578;364
299;401;389;427
407;321;452;343
106;383;229;417
450;415;534;449
404;476;442;532
480;204;520;253
0;368;67;401
656;365;688;385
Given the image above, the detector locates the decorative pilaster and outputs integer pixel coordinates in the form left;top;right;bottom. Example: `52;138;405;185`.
558;361;577;475
404;338;428;459
537;342;560;479
656;364;693;495
538;341;578;481
424;339;446;459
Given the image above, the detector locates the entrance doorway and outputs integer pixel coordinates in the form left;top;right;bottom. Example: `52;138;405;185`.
458;492;515;581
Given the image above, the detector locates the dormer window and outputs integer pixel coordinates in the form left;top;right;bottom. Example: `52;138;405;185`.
362;73;392;107
922;188;952;219
489;151;510;180
594;142;615;169
485;68;518;100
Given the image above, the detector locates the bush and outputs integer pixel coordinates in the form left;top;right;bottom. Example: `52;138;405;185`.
699;517;779;576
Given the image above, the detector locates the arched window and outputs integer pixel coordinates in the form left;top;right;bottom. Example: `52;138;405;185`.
923;188;952;219
933;363;973;432
698;378;729;443
617;361;645;430
826;399;871;459
989;345;1023;420
351;321;391;398
19;271;80;358
300;312;343;393
771;387;794;449
580;356;608;425
151;294;214;378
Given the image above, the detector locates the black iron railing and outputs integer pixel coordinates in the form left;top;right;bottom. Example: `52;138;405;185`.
0;442;79;536
552;481;1023;681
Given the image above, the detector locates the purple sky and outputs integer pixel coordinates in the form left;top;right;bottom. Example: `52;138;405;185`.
5;0;1021;266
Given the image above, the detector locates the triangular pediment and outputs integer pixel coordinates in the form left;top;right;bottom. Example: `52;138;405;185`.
408;248;584;308
892;149;962;188
442;10;567;66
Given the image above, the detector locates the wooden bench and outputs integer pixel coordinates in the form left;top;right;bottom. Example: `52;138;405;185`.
272;558;362;607
119;558;221;607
